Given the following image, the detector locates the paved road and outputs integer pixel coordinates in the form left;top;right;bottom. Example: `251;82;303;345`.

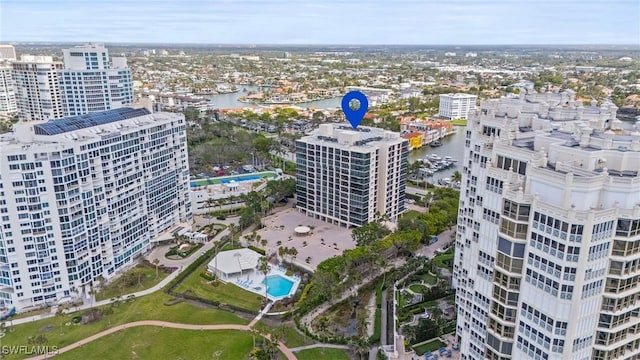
26;320;298;360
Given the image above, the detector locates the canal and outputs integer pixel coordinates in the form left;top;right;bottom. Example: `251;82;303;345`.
207;85;341;110
408;127;467;184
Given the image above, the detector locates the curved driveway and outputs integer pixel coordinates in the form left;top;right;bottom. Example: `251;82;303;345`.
26;320;297;360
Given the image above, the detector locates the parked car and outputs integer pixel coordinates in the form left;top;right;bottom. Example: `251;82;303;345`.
216;215;226;220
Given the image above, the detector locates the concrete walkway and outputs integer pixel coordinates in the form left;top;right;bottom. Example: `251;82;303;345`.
13;228;238;326
26;320;298;360
12;268;184;326
290;343;349;352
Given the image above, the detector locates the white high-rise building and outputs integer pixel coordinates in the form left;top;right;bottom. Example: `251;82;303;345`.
295;124;408;228
0;45;16;61
454;90;640;360
0;108;191;311
439;93;477;120
0;66;17;115
12;55;65;122
59;44;133;116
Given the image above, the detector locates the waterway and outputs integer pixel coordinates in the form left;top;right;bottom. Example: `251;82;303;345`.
408;127;467;184
207;85;341;110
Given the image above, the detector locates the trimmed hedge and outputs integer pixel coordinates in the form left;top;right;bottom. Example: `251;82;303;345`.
248;245;266;255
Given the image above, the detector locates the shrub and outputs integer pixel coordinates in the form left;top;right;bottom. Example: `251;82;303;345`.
248;245;266;255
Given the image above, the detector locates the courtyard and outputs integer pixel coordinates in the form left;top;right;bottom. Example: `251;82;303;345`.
254;208;356;270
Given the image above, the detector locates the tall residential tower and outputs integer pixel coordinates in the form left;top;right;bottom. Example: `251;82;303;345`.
454;90;640;360
295;124;408;228
0;108;191;311
12;55;65;122
59;44;133;116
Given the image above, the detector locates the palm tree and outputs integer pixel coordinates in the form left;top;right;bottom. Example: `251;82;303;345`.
452;170;462;183
257;257;270;302
152;258;160;278
349;336;370;360
55;308;65;335
204;198;217;223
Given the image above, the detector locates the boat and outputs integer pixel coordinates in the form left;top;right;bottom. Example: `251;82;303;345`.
438;178;452;186
429;154;442;161
430;140;443;147
444;156;458;162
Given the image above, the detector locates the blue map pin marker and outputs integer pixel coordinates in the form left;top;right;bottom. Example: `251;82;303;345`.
341;91;368;129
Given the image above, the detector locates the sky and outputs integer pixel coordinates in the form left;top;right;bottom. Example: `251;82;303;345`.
1;0;639;45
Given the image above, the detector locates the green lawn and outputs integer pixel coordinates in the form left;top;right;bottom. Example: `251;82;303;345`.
96;265;170;301
413;338;445;355
10;306;52;320
253;321;315;348
419;272;437;285
450;119;468;126
55;328;253;360
431;252;454;269
2;292;248;360
409;284;428;293
174;264;262;312
295;348;351;360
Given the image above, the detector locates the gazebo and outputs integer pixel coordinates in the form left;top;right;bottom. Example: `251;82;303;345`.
294;226;311;236
207;248;262;281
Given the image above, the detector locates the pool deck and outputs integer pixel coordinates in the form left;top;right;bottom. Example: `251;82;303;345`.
224;265;301;302
191;171;277;187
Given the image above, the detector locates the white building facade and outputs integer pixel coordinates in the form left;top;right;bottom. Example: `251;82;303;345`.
295;124;408;228
439;93;478;120
59;44;133;116
0;66;17;115
454;90;640;360
0;108;191;311
12;56;65;122
0;45;16;61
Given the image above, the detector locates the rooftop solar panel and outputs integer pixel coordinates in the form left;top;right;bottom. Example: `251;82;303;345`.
33;108;151;136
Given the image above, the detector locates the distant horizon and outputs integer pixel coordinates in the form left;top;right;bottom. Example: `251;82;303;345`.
5;41;640;48
2;0;638;45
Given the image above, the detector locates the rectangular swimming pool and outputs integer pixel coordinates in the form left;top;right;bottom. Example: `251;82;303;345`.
263;275;294;299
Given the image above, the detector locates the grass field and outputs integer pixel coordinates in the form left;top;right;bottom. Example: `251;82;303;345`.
409;284;428;293
3;292;248;360
413;338;445;355
96;265;170;301
295;348;352;360
174;264;262;312
449;119;468;126
419;272;437;285
253;321;315;348
55;328;253;360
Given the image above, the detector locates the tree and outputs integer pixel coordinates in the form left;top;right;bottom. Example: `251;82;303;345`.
152;258;160;278
257;257;270;302
451;170;462;183
349;336;370;360
289;247;298;262
352;221;391;247
204;198;217;223
183;107;201;122
55;307;65;335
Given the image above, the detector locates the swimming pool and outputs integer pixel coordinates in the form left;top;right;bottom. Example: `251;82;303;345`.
220;175;260;184
263;275;294;299
190;171;277;187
